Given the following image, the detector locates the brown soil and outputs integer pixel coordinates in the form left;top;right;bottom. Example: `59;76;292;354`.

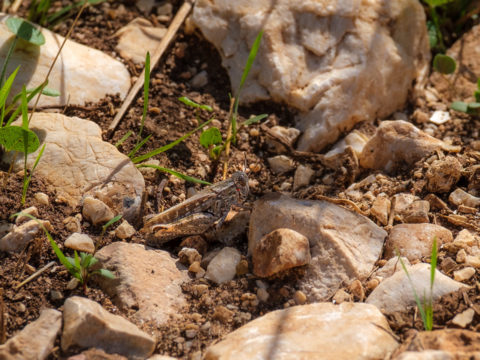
0;1;479;359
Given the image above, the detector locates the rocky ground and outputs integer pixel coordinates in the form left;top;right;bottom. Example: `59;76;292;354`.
0;0;479;359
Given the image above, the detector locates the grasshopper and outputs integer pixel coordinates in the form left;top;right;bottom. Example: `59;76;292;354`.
141;171;249;246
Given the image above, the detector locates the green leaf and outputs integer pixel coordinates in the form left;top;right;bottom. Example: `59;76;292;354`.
136;164;211;185
74;250;81;269
430;237;438;290
0;126;39;153
178;97;213;112
433;54;456;75
200;127;222;148
424;0;456;7
467;102;480;114
450;101;469;113
211;145;223;159
132;118;213;163
128;134;152;158
66;256;76;268
103;215;122;231
94;268;115;279
426;21;438;49
242;114;268;126
6;17;45;45
0;67;19;112
88;257;99;267
115;130;133;148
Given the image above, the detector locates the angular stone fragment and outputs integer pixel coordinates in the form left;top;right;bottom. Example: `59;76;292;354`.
426;156;462;193
402;200;430;223
115;220;136;239
205;247;241;284
64;233;95;253
370;194;391;226
82;197;114;226
366;263;467;313
2;113;144;221
384;224;452;261
0;14;130;107
115;18;167;64
253;228;311;277
453;267;475;282
448;188;480;208
293;165;315;191
0;309;61;360
193;0;430;152
204;303;398;360
451;308;475;328
249;193;386;301
359;121;459;173
62;297;155;359
267;155;295;174
0;219;52;253
95;242;189;326
266;126;301;153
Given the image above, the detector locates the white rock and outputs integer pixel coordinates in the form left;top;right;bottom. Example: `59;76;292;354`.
190;70;208;88
429;110;450;125
34;192;49;206
82;197;114;226
396;350;454;360
293;165;315;191
366;263;467;314
453;267;475;282
0;219;52;253
451;308;475;328
3;113;145;221
449;188;480;208
252;228;311;277
14;206;38;225
204;302;398;360
95;242;189;326
61;296;155;359
453;229;478;250
115;220;136;239
384;224;452;261
64;233;95;253
0;309;61;360
267;155;295;174
205;247;241;284
324;130;369;160
359;121;460;173
192;0;429;152
0;14;130;107
115;18;167;64
249;193;386;301
374;256;410;279
371;194;391;226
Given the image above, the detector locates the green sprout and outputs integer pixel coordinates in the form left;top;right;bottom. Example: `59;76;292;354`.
97;214;122;250
11;212;115;294
397;236;438;331
451;78;480;115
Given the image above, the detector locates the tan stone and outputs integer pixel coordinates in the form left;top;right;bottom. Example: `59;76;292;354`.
366;263;467;314
426;156;462;193
0;14;130;107
402;200;430;223
384;224;452;261
252;228;311;277
453;267;475;282
114;220;136;239
193;0;429;152
64;233;95;253
0;219;52;253
95;242;189;326
61;296;155;359
3;113;144;221
371;194;391;226
249;193;386;301
204;303;398;360
449;188;480;208
267;155;295;174
115;18;167;64
82;197;114;226
359;121;459;173
205;247;241;284
0;309;61;360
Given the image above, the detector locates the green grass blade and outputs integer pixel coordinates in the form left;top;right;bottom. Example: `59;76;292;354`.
11;212;75;273
430;236;438;291
242;113;268;126
138;52;150;141
0;66;20;125
114;130;133;148
132;117;213;163
102;214;122;231
22;143;45;205
128;134;152;158
6;80;48;126
136;164;211;185
178;97;213;112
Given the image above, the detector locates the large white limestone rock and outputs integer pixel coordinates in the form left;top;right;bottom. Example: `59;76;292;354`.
192;0;430;152
204;302;399;360
2;113;144;221
0;13;130;107
249;193;387;301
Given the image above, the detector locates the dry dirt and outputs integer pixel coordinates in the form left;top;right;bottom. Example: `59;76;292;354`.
0;1;479;359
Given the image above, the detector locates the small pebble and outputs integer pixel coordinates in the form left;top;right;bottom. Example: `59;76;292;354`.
293;290;307;305
50;290;64;301
213;306;234;323
236;259;249;275
192;284;208;297
451;308;475;328
257;288;269;302
456;249;467;263
366;278;380;292
453;267;475;282
34;192;49;206
349;280;365;301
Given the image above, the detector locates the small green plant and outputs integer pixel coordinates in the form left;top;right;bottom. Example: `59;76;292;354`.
11;212;115;294
397;236;438;331
97;214;122;250
451;78;480;115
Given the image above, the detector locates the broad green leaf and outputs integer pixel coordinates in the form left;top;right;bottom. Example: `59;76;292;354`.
95;268;115;279
433;54;456;75
200;127;222;148
0;126;39;153
450;101;468;113
6;17;45;45
136;164;211;185
242;113;268;126
178;96;213;112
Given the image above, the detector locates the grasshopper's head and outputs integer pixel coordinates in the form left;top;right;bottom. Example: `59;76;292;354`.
232;171;249;203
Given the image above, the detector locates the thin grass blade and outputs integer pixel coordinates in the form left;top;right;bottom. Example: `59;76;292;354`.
128;134;152;158
136;164;211;185
114;130;133;148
